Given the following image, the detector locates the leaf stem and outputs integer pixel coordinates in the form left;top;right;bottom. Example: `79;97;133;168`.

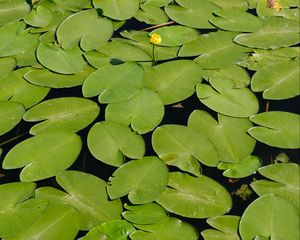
0;132;28;147
140;21;175;31
265;101;270;112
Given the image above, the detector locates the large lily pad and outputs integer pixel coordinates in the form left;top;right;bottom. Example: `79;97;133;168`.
0;0;30;26
134;4;169;25
107;156;168;204
0;57;16;79
105;88;164;134
156;172;232;218
35;171;123;230
248;111;300;148
2;132;82;182
87;121;145;166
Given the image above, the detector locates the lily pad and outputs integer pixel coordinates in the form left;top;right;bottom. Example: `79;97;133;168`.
251;59;300;100
82;62;143;103
23;97;100;135
188;110;256;163
239;194;299;240
134;4;169;25
57;9;113;51
35;171;123;230
144;60;202;104
0;101;25;136
87;121;145;167
209;0;248;10
248;111;300;148
152;124;218;176
24;5;53;28
107;156;169;204
2;132;82;182
156;172;232;218
0;0;30;26
105;88;164;134
0;57;16;79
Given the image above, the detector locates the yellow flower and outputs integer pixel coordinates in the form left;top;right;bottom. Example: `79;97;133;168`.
150;33;161;45
267;0;282;12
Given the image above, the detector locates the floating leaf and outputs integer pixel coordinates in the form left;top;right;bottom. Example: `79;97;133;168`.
250;163;300;210
201;215;240;240
131;217;199;240
0;101;25;136
37;42;87;74
179;31;249;69
4;202;80;240
209;0;248;10
209;9;263;32
87;121;145;167
144;60;202;104
149;26;199;47
152;125;218;176
2;132;82;182
82;62;143;103
251;59;300;100
0;68;50;109
35;171;123;230
105;89;164;134
142;0;172;7
0;57;16;79
248;111;300;148
24;66;95;88
134;4;169;25
107;156;169;204
84;51;111;68
122;203;167;224
165;0;219;29
196;80;259;117
23;97;100;135
218;156;262;178
239;194;299;240
188;110;256;163
156;172;232;218
0;0;30;27
57;9;113;51
234;17;299;49
93;0;139;20
24;5;53;28
0;182;48;238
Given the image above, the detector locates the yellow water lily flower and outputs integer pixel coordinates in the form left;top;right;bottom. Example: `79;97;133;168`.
150;33;161;45
267;0;282;12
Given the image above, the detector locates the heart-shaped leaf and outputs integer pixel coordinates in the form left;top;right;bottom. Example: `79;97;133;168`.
105;89;164;134
152;125;218;176
82;62;143;103
87;121;145;167
23;97;100;135
248;111;300;148
0;101;25;136
144;60;202;104
57;9;113;51
251;59;300;100
250;163;299;210
188;110;256;163
2;132;82;182
239;194;299;240
107;156;169;204
35;171;123;230
0;0;30;26
156;172;232;218
24;5;53;28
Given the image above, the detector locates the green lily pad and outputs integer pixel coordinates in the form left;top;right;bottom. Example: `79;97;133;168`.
134;4;169;25
131;217;199;240
251;59;300;100
105;88;164;134
23;97;100;135
142;0;172;7
87;121;145;167
250;163;299;210
0;0;30;26
0;101;25;136
156;172;232;218
179;31;250;69
35;171;123;230
239;194;299;240
122;203;167;224
248;111;300;148
2;132;82;182
188;110;256;163
82;62;143;103
0;57;16;79
93;0;139;20
107;156;169;204
234;17;299;49
0;68;50;109
209;0;248;10
152;124;218;176
36;42;87;74
144;60;202;104
84;51;111;68
57;9;113;51
24;5;53;28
